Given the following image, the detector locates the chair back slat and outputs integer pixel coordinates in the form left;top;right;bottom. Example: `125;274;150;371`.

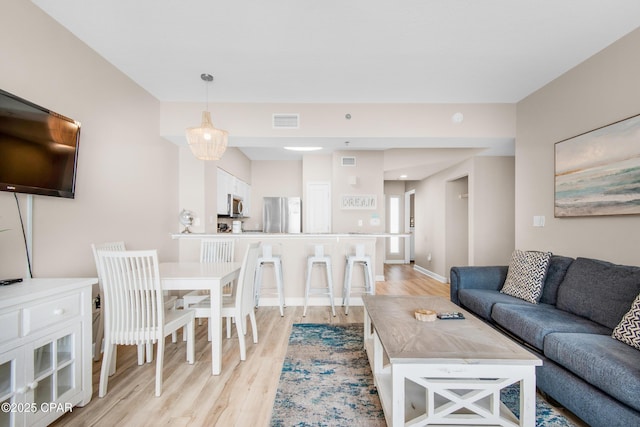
236;242;261;316
91;241;126;284
97;250;164;345
200;238;235;263
261;244;273;259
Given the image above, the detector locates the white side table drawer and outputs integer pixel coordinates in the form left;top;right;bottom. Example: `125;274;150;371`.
0;310;20;345
23;294;81;336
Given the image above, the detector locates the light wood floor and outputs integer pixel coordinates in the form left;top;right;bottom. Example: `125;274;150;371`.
51;264;444;427
53;264;583;427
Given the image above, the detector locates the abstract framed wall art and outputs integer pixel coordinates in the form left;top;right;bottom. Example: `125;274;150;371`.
555;113;640;217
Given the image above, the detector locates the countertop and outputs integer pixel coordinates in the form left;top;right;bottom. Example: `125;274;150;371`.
171;232;411;239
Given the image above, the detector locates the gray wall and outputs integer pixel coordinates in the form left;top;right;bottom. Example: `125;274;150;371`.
0;0;179;278
413;156;515;280
516;27;640;265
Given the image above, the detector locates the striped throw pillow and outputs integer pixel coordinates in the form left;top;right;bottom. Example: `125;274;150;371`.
612;293;640;350
500;250;552;304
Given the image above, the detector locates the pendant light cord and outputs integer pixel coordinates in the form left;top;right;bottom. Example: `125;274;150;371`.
201;73;213;111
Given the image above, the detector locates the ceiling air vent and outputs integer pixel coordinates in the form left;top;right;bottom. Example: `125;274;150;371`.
341;156;356;166
273;113;299;129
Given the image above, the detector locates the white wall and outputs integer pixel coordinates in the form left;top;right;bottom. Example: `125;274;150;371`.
516;27;640;265
250;160;303;231
0;0;179;279
471;157;515;265
331;151;385;233
414;156;515;280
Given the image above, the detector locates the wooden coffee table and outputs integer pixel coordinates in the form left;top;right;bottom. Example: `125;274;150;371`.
363;295;542;427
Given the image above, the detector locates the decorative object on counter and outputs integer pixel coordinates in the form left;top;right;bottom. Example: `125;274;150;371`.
414;309;437;322
555;113;640;217
232;220;242;233
185;73;228;161
179;209;195;233
341;194;377;209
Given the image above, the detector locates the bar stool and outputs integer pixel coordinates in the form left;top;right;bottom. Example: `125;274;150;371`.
342;244;374;315
254;244;285;316
304;244;336;317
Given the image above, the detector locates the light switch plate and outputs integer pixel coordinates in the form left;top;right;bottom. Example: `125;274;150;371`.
533;216;545;227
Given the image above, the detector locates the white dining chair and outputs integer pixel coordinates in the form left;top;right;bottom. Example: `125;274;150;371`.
183;238;236;338
187;242;261;360
91;241;126;363
184;238;236;306
92;242;177;365
96;249;195;397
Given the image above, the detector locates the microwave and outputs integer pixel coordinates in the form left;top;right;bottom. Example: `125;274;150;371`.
227;194;245;217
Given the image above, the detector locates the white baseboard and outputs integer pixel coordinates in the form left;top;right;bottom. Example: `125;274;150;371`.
256;297;363;307
413;264;449;283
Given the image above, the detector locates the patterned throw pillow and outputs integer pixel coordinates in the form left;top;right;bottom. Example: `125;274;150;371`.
612;293;640;350
500;250;552;304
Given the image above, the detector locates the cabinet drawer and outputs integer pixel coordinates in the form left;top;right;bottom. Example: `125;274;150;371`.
0;310;20;345
23;294;81;336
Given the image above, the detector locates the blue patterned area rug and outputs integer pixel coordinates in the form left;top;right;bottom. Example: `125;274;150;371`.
501;385;577;426
270;323;578;427
270;323;385;427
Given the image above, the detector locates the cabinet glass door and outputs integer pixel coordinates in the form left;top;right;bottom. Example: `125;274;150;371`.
28;324;81;425
0;348;23;427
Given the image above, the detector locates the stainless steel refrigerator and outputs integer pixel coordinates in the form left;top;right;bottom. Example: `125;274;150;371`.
262;197;302;233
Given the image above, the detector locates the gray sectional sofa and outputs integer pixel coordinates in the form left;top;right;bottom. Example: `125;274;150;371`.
450;256;640;427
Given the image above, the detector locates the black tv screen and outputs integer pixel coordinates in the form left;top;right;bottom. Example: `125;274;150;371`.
0;89;80;199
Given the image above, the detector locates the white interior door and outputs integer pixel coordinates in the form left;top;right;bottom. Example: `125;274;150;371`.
306;182;331;233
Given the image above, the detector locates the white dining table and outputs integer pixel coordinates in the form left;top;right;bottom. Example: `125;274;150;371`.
159;261;241;375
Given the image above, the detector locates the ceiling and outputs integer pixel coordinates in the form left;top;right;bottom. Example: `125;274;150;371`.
32;0;640;176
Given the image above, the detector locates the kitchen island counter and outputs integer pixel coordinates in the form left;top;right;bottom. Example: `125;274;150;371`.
171;232;410;309
172;232;410;239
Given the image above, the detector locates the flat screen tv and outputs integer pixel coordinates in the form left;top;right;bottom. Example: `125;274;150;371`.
0;89;81;199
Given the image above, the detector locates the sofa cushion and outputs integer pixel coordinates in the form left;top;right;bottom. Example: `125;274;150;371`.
500;250;552;303
458;289;532;321
556;257;640;329
539;255;574;305
491;302;611;350
612;293;640;350
544;332;640;413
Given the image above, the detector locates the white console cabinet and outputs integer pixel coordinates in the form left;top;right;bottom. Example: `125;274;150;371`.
0;278;95;427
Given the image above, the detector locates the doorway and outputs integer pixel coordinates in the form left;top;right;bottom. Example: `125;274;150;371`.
404;189;415;263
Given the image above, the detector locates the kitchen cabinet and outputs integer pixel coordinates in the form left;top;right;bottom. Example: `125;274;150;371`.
236;180;250;216
217;168;250;216
217;169;232;215
0;278;94;427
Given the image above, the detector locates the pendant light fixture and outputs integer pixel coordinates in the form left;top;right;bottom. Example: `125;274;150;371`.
185;73;228;160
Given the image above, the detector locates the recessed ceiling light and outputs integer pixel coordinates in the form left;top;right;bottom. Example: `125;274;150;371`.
283;146;323;152
399;174;408;179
